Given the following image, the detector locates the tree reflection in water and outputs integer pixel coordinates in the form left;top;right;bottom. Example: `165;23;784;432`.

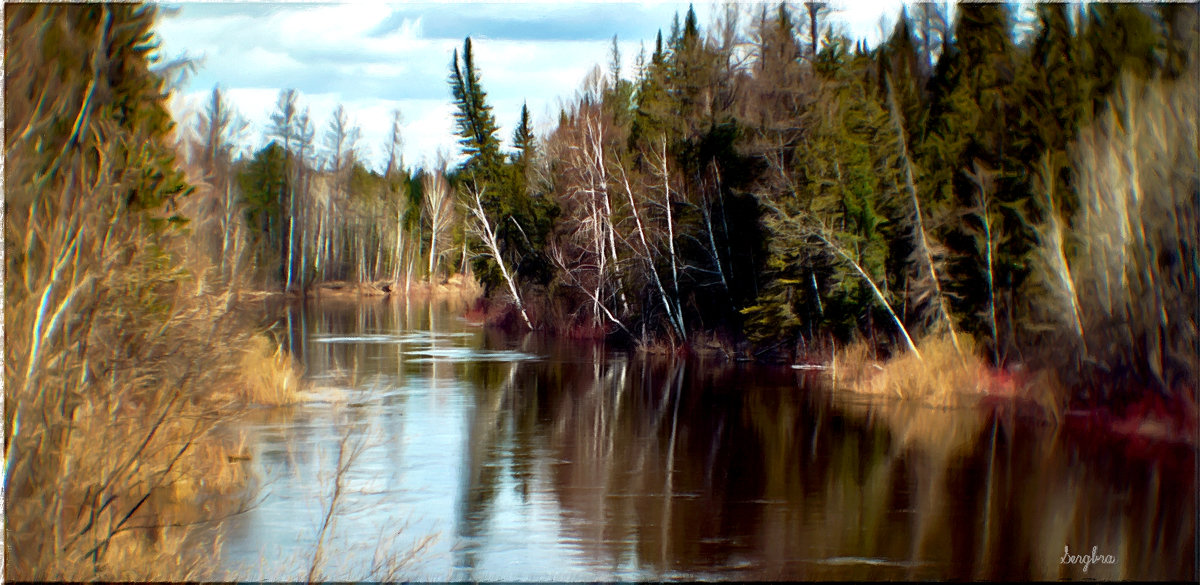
217;299;1194;581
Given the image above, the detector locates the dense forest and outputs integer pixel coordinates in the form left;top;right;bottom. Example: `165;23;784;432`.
3;1;1197;580
190;3;1196;406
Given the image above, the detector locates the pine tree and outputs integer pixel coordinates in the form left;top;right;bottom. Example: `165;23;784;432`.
449;38;557;294
876;10;926;141
631;30;673;149
1016;2;1084;220
449;37;503;180
744;35;901;349
915;3;1026;341
5;4;191;217
511;102;535;167
237;142;288;279
1078;3;1163;115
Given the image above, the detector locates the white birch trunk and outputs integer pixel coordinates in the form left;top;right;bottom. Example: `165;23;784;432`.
618;165;684;339
466;187;533;330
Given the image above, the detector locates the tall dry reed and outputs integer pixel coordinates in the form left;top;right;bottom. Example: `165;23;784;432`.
832;335;987;407
3;6;303;579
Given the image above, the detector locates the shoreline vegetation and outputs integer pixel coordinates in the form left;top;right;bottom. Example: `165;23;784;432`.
2;5;307;579
4;2;1197;581
206;2;1193;448
293;274;1199;449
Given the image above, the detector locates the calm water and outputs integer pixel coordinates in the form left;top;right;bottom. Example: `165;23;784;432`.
210;298;1196;581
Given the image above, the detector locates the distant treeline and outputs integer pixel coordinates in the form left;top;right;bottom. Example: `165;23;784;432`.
187;3;1196;403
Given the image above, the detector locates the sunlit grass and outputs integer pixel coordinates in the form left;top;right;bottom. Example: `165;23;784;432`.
832;335;988;407
233;333;306;406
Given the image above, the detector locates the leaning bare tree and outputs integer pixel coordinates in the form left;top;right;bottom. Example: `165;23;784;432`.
463;183;534;329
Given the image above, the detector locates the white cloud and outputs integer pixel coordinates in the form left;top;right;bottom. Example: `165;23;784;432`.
157;2;909;173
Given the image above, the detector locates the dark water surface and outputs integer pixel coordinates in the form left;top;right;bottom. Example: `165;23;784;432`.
212;298;1195;581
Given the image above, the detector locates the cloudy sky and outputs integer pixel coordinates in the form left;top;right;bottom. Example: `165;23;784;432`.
157;1;910;172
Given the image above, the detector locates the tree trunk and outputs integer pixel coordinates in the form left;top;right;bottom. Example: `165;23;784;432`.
886;75;961;354
618;164;684;338
817;231;921;359
659;138;686;339
467;187;532;330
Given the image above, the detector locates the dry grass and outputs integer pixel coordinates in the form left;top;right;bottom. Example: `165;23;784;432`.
171;432;254;499
831;335;988;407
233;333;306;406
402;272;482;304
3;235;301;580
3;17;302;579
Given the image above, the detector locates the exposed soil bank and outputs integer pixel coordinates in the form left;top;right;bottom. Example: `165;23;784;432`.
262;274;484;303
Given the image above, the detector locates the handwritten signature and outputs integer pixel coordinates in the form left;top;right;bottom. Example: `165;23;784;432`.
1061;545;1117;573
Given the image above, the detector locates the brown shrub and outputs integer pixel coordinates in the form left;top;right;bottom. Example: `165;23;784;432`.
233;333;306;406
832;335;988;407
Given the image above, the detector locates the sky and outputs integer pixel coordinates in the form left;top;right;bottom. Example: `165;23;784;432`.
156;1;912;172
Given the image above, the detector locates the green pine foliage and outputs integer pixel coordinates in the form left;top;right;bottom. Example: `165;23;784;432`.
449;37;558;293
75;0;1188;408
450;37;504;180
5;4;191;218
195;2;1195;406
237;141;289;277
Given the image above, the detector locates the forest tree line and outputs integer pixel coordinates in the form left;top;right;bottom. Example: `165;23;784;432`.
182;2;1196;405
1;4;1196;576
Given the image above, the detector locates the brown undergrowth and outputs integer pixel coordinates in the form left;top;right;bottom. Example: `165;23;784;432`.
830;335;1002;408
4;46;304;579
3;214;306;580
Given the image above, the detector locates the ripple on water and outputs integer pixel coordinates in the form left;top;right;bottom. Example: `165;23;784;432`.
309;331;474;345
405;347;540;363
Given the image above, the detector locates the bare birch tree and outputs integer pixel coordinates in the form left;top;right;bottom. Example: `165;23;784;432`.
196;86;250;281
653;136;686;339
269;89;299;290
553;91;628;328
616;161;685;339
383;109;408;286
464;183;533;329
422;164;454;282
294;107;316;291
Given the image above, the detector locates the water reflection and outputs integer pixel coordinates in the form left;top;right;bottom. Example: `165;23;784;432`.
214;299;1195;581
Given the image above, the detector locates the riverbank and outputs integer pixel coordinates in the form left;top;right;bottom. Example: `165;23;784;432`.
209;298;1196;581
260;278;1199;450
827;334;1199;449
251;274;484;304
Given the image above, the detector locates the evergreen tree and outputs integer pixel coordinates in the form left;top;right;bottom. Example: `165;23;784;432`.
511;102;535;167
744;35;899;349
5;4;190;217
449;37;503;180
1016;2;1085;219
237;142;288;279
449;37;557;293
916;3;1026;340
631;29;673;149
876;10;926;141
1078;3;1163;115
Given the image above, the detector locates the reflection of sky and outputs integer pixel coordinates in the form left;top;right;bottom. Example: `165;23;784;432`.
155;1;911;171
216;301;609;580
212;299;1190;581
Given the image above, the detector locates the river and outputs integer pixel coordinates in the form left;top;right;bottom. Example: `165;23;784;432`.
208;298;1195;581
